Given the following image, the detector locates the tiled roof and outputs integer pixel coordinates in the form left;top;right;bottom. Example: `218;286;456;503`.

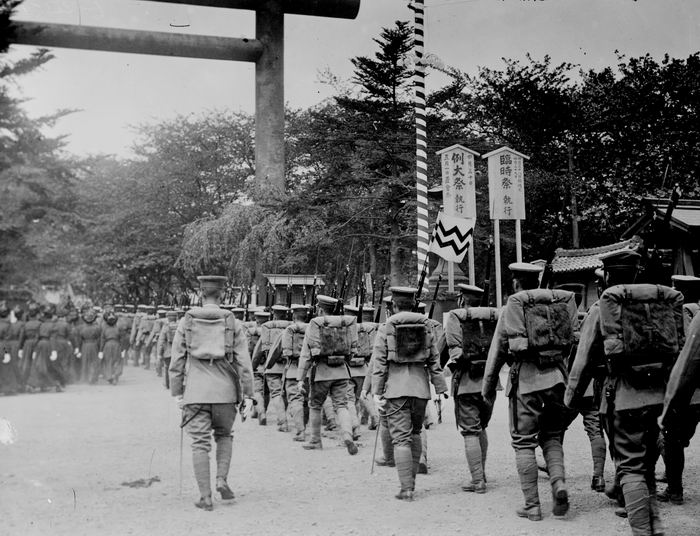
648;198;700;231
264;274;326;287
551;237;643;273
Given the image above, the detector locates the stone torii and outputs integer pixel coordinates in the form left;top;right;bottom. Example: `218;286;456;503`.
8;0;361;193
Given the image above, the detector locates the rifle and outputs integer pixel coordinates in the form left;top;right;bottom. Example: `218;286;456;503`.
308;275;318;322
646;184;681;283
427;274;442;319
334;265;350;315
264;282;272;313
374;276;387;323
286;279;293;321
244;285;250;320
357;273;366;323
481;236;494;307
413;251;430;312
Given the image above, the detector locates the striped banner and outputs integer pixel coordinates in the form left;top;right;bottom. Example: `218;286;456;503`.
412;0;430;281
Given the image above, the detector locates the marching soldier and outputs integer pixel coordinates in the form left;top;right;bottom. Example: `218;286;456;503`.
146;306;168;377
129;305;147;366
169;275;253;511
116;305;133;364
445;284;497;493
297;295;359;455
34;304;63;392
276;304;310;441
567;250;678;535
5;306;26;393
21;302;41;390
136;305;157;370
247;309;270;424
253;305;291;431
370;287;448;500
345;305;379;433
656;275;700;506
0;301;20;395
157;310;180;390
482;263;577;521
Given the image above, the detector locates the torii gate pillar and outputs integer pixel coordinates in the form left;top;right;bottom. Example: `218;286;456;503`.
256;0;285;194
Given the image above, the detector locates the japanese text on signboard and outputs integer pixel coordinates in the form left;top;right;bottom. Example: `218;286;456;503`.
440;147;476;218
488;150;525;220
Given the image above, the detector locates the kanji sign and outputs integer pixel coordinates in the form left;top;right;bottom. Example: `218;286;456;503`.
484;147;529;220
437;144;479;218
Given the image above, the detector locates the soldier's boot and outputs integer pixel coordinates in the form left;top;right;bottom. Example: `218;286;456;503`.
417;432;428;474
479;429;489;482
515;449;542;521
254;393;267;425
302;408;323;450
658;439;684;505
214;436;235;500
192;450;213;511
541;437;569;517
394;445;414;501
376;422;395;466
323;397;338;431
590;436;607;492
291;403;306;442
349;403;361;440
461;435;486;493
622;478;654;536
411;433;423;481
337;407;358;455
649;496;665;536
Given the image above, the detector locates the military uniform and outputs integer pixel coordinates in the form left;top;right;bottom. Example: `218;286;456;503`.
297;295;359;455
483;263;576;520
21;304;41;389
253;306;291;431
445;284;496;493
169;275;253;511
146;306;168;377
157;310;179;390
277;305;310;441
129;305;147;366
135;306;157;369
100;311;123;384
5;307;26;393
656;275;700;506
245;310;270;424
0;302;20;395
371;287;448;500
33;307;63;391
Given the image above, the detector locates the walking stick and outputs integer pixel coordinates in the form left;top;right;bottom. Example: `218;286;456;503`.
370;418;380;475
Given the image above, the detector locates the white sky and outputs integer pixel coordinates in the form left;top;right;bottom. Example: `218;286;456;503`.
8;0;700;157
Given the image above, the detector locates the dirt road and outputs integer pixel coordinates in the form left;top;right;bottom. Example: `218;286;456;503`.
1;366;698;536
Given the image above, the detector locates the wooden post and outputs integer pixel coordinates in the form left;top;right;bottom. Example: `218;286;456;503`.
494;219;502;307
255;0;285;194
468;239;476;285
515;219;523;262
447;262;455;292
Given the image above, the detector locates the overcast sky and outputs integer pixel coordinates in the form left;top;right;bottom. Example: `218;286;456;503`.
8;0;700;157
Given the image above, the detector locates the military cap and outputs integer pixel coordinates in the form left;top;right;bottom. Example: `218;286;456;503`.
197;275;228;291
600;249;641;270
345;304;375;313
672;275;700;303
594;268;605;280
254;310;271;318
82;308;97;322
416;302;427;312
232;307;246;313
389;286;419;298
508;262;544;275
316;295;338;307
272;304;290;312
137;304;148;312
382;295;393;304
457;283;484;296
290;304;310;312
145;305;156;313
166;310;179;319
221;304;234;310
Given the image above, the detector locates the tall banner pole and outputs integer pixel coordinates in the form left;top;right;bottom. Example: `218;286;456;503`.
412;0;430;282
493;219;502;306
515;219;523;262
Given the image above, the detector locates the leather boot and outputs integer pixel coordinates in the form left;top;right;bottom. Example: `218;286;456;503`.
215;435;233;499
541;437;569;516
462;435;486;493
515;449;542;521
302;408;323;450
254;393;266;425
394;445;414;498
337;406;358;455
479;430;489;482
660;437;684;504
622;478;653;536
591;436;606;491
411;433;423;479
649;495;665;536
418;432;428;474
377;421;395;465
192;450;212;509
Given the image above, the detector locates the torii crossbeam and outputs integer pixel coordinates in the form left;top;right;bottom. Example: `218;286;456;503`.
8;0;361;193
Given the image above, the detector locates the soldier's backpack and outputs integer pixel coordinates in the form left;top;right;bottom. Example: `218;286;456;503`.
599;284;684;385
505;289;577;368
260;320;291;352
183;306;234;361
307;315;357;366
683;303;700;335
352;322;378;367
453;307;498;376
385;312;430;364
281;323;307;361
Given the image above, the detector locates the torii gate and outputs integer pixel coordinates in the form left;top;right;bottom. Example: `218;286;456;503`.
8;0;361;193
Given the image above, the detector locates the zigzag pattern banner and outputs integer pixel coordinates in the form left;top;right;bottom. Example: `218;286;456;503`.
430;214;474;263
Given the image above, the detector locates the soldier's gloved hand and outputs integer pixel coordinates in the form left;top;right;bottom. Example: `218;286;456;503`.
241;398;254;420
18;349;23;359
175;395;184;410
49;350;58;361
3;353;10;364
373;394;386;409
98;352;104;360
360;389;369;400
298;382;307;395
